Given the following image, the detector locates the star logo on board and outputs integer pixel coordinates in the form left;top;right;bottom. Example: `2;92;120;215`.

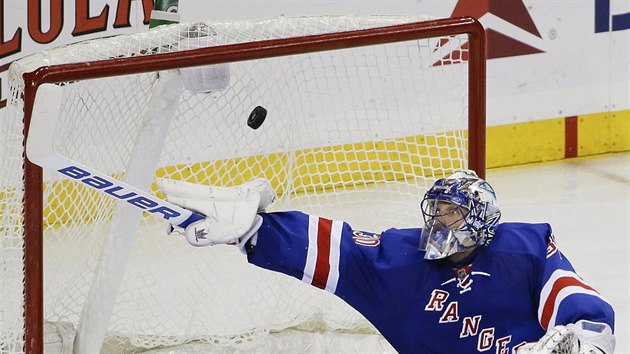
434;0;545;65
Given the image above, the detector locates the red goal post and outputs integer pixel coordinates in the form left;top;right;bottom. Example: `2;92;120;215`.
11;15;485;353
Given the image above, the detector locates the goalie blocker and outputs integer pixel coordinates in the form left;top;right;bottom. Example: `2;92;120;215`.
158;174;616;354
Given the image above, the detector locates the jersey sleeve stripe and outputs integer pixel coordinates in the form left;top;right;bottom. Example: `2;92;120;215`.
543;286;608;330
538;269;583;319
539;275;597;330
324;220;343;293
312;217;333;289
302;215;343;292
301;215;320;285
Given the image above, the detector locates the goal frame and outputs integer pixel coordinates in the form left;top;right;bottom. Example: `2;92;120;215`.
21;16;486;353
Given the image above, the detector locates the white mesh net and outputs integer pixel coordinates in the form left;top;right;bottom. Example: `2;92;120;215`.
0;15;475;353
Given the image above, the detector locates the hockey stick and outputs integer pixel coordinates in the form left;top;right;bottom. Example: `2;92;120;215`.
27;75;203;353
26;83;204;229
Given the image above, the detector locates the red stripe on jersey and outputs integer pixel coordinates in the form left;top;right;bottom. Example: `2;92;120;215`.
540;276;596;330
311;217;332;289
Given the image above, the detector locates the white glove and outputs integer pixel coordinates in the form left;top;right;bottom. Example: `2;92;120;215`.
517;320;614;354
157;178;275;249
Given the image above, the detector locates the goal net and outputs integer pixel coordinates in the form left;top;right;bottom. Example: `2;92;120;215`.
0;15;485;353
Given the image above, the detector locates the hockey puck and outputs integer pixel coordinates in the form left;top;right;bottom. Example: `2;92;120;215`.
247;106;267;130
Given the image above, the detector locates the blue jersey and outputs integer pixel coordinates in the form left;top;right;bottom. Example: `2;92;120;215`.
248;211;615;354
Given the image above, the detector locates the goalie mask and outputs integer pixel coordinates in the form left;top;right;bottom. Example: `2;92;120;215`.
419;170;501;260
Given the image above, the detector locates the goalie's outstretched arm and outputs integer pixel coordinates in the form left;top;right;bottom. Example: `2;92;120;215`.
157;177;425;349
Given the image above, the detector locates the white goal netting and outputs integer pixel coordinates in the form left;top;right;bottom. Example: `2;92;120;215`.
0;15;478;353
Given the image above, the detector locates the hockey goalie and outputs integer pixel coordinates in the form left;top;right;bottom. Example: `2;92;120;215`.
157;171;615;354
